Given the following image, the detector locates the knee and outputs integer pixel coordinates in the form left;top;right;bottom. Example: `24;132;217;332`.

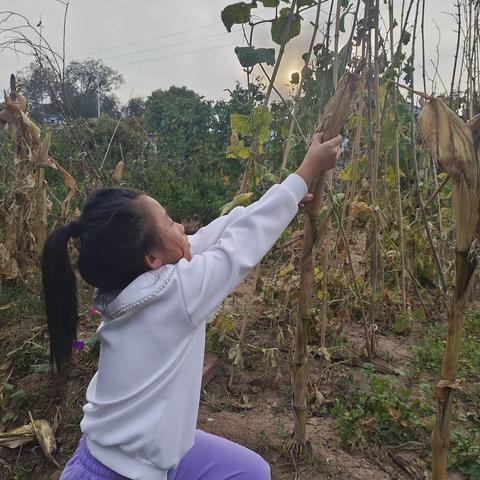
243;452;271;480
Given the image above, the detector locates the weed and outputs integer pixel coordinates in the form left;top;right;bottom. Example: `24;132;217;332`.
411;309;480;381
0;382;28;425
450;427;480;478
330;369;432;449
6;340;48;375
0;284;41;325
275;418;290;439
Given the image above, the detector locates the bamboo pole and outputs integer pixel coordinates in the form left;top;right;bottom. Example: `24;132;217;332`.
287;72;360;457
366;0;381;358
388;0;407;314
317;0;343;374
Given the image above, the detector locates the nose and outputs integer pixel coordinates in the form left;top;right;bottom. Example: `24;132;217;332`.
177;223;185;234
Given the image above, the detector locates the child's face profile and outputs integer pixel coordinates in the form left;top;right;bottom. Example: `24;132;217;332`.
140;195;192;269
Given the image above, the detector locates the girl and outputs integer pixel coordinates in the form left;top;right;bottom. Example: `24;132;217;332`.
42;132;342;480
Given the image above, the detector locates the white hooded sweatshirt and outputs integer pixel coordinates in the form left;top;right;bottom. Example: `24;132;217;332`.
80;174;308;480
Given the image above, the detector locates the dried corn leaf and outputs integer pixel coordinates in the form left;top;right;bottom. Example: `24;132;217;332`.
0;423;35;448
28;412;59;466
0;243;20;280
35;133;54;168
50;158;76;192
0;109;16;124
113;160;125;183
4;92;27;115
351;201;373;218
20;111;41;146
417;98;477;189
453;178;479;252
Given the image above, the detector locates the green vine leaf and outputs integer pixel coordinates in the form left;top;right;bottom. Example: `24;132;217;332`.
252;105;273;153
297;0;316;6
226;133;250;160
258;0;280;6
271;11;301;45
220;192;254;215
227;106;272;160
221;2;254;32
339;4;352;33
234;46;276;68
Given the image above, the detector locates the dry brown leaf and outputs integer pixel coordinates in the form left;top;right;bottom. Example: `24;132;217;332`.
34;132;54;168
0;243;20;280
20;111;41;146
112;160;125;183
28;412;59;468
350;201;373;218
0;423;35;448
0;109;16;124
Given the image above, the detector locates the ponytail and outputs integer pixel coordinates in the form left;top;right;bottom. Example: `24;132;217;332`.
41;222;81;371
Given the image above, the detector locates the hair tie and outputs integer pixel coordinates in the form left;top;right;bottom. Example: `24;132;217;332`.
68;221;82;238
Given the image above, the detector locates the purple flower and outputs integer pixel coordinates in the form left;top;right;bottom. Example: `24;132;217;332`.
72;340;85;351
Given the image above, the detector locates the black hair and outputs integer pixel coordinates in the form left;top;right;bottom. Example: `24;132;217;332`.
42;188;161;371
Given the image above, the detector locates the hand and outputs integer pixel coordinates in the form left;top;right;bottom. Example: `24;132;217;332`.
299;193;313;208
296;133;342;187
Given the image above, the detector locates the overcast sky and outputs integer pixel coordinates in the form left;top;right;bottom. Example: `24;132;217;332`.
0;0;460;104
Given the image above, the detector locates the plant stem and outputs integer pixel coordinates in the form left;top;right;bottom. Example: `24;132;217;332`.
264;0;298;105
280;0;323;176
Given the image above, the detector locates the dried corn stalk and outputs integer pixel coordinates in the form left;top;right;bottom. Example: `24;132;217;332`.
0;74;76;282
287;72;360;458
418;98;479;480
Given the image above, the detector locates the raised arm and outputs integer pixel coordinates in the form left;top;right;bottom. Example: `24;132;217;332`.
187;206;250;256
178;133;342;326
177;174;307;325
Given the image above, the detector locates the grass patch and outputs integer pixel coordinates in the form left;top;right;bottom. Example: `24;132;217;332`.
0;283;42;325
330;310;480;476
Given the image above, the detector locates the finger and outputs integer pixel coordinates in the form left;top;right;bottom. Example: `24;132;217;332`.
303;194;314;202
327;134;342;147
312;132;323;144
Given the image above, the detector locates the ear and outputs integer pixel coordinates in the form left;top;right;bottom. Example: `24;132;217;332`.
144;251;163;270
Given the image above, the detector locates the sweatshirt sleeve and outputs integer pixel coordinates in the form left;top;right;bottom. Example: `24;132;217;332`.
187;183;283;255
177;174;307;326
187;206;248;256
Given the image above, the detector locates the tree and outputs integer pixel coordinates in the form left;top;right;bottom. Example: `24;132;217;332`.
144;86;213;168
126;96;146;117
65;60;123;118
20;59;124;121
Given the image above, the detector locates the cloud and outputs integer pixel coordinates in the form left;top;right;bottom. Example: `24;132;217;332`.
0;0;461;103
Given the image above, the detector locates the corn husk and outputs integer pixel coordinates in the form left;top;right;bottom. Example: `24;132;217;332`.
316;72;360;142
417;98;479;253
418;98;477;188
0;419;54;450
28;411;59;467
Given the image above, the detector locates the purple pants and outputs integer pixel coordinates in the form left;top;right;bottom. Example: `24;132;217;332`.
60;431;271;480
